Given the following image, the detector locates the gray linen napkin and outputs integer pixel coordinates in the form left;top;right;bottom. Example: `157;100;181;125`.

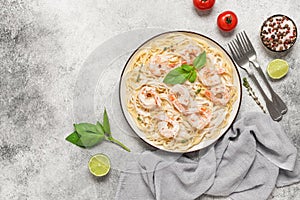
115;112;300;200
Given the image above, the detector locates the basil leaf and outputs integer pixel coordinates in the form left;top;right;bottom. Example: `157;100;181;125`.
163;67;190;84
65;109;131;151
66;131;81;146
181;64;194;72
193;51;206;69
67;124;105;148
65;131;86;148
96;121;105;134
103;109;111;136
75;138;85;148
74;123;98;136
188;70;197;83
78;133;104;148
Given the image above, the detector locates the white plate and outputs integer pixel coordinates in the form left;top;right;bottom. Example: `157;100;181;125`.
119;31;242;153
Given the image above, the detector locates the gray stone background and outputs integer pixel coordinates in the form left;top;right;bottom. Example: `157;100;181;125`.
1;0;300;199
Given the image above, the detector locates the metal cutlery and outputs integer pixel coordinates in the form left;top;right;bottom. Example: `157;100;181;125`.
236;31;288;114
228;39;282;121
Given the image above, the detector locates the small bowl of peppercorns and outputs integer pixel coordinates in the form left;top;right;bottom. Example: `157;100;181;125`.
260;14;297;53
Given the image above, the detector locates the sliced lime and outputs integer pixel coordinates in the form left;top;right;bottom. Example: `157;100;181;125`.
88;153;110;177
267;59;289;79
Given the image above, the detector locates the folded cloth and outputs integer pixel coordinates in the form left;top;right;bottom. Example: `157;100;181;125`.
115;112;300;200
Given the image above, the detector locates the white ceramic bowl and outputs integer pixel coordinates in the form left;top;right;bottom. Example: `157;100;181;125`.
119;31;242;153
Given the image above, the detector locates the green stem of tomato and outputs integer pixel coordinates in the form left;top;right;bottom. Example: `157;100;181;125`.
226;16;232;24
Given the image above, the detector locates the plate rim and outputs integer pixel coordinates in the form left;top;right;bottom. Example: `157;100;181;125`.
118;30;242;153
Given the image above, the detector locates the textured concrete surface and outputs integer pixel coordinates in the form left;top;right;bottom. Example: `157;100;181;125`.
1;0;300;199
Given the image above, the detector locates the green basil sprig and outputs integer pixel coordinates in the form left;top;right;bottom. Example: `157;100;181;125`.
163;51;206;85
65;109;130;152
242;77;266;114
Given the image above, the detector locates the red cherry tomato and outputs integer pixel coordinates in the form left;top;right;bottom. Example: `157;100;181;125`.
193;0;215;11
217;11;238;32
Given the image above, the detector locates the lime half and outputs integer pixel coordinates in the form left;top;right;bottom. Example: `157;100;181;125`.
88;153;110;177
267;59;289;79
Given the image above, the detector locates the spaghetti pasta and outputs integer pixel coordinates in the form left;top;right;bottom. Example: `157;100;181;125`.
123;32;238;151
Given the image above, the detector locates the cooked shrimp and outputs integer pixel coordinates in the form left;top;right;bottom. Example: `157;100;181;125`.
170;84;190;106
169;84;190;113
187;107;212;130
198;66;222;87
183;100;210;115
157;118;180;139
138;86;161;109
217;67;226;75
181;45;202;64
149;55;169;76
204;85;230;106
169;94;185;113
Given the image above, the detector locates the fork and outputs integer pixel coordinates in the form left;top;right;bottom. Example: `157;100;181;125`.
236;31;288;114
228;39;282;121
